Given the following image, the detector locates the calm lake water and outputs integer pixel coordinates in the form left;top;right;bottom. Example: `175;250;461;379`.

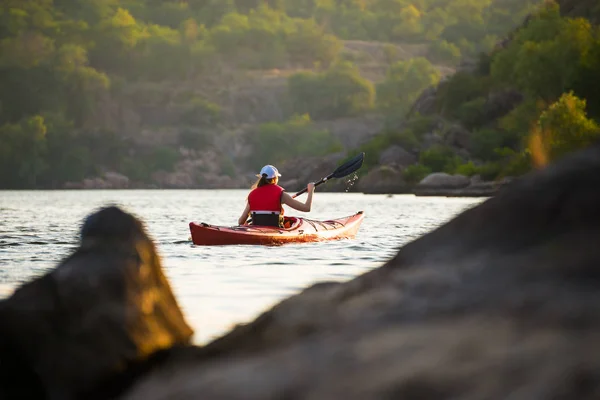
0;190;484;344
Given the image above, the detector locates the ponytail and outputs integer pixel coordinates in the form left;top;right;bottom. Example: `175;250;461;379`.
251;174;275;189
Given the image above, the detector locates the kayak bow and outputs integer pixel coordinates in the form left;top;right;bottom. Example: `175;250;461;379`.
189;211;364;246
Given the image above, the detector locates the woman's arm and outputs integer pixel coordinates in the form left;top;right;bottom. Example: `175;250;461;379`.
281;183;315;212
238;202;251;225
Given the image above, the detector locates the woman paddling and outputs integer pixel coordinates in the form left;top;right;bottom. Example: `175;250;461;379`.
238;165;315;227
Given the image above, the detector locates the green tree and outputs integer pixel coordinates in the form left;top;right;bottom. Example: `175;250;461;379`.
537;92;600;161
435;71;489;118
403;164;432;184
376;57;440;115
491;4;595;101
250;114;343;167
90;7;145;71
391;5;423;41
284;18;341;67
41;112;94;186
419;145;461;173
469;128;505;160
0;115;47;188
428;39;461;65
289;62;374;119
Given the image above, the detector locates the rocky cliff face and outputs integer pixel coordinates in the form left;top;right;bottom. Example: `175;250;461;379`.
558;0;600;22
2;143;600;399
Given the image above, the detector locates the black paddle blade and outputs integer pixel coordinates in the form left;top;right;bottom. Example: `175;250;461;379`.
292;152;365;198
331;152;365;179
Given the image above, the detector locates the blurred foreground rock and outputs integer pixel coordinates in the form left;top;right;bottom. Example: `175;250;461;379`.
4;144;600;399
0;207;193;400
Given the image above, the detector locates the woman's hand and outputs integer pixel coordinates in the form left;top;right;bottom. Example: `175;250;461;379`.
238;202;251;226
281;183;314;213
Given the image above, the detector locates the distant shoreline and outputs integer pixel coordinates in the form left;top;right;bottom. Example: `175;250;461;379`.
0;186;497;197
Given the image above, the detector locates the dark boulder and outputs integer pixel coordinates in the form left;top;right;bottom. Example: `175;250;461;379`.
482;89;524;122
406;85;439;117
0;206;194;400
414;172;471;196
378;145;417;167
443;124;471;149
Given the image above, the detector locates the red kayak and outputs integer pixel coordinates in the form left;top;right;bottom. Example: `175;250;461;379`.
189;211;364;246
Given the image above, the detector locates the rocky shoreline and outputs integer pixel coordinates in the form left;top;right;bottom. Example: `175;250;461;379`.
412;173;513;197
2;144;600;399
60;169;510;198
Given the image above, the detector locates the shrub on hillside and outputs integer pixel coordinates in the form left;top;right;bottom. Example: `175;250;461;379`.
496;99;542;151
454;161;478;177
382;44;401;64
403;164;432;184
404;114;438;140
133;24;187;80
418;145;460;172
376;57;441;116
250;114;343;168
536;91;600;160
435;71;489;118
119;146;181;182
180;97;221;126
477;162;502;181
499;148;532;178
469;128;505;160
179;127;212;149
0;115;48;188
428;39;461;65
206;8;341;69
284;18;341;67
288;62;375;119
220;157;237;177
389;130;420;150
149;146;180;172
455;97;487;129
356;129;419;170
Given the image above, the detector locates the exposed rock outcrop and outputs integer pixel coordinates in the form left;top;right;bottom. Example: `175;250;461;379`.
356;165;408;194
417;172;470;189
4;144;600;399
414;172;513;197
443;124;471;149
406;85;439;117
482;89;524;122
378;145;416;167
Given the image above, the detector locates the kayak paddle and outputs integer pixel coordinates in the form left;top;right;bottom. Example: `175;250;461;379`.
292;152;365;198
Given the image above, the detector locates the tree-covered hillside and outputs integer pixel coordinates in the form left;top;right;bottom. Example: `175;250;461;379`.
356;0;600;186
0;0;573;189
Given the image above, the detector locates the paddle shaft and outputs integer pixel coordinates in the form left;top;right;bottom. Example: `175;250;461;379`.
292;174;332;198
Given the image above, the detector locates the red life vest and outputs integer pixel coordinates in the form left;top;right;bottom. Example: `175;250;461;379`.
248;184;284;214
